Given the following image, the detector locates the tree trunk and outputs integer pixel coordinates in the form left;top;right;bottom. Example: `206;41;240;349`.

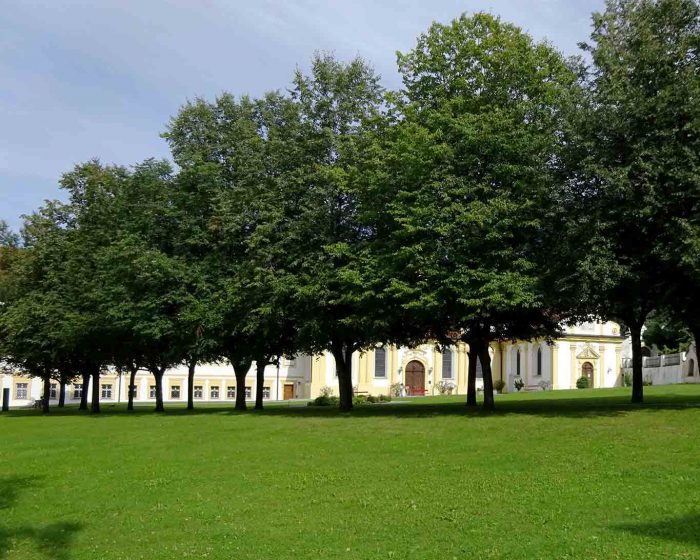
79;371;90;410
187;359;196;410
466;340;478;407
127;364;138;411
151;367;165;412
90;367;101;414
630;323;644;404
41;375;51;414
254;358;267;410
478;343;495;411
331;343;354;412
232;359;252;411
58;379;66;408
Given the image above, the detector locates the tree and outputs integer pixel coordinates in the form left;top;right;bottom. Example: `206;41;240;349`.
570;0;700;402
0;219;20;248
378;13;575;409
642;309;692;353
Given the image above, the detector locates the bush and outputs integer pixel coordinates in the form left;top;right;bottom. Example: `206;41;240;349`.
576;376;589;389
390;383;402;397
537;379;551;391
435;380;456;395
378;394;392;402
367;395;378;403
622;371;632;387
352;394;368;406
493;379;506;392
643;375;653;386
307;395;339;407
514;377;524;391
319;386;334;398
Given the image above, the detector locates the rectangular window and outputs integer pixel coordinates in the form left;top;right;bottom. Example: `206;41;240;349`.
49;384;58;399
262;386;271;399
210;386;219;399
149;385;156;399
194;386;203;399
73;384;83;399
129;385;138;398
442;349;453;379
374;348;386;378
170;385;180;399
101;384;113;399
15;383;28;400
245;386;251;399
227;386;236;399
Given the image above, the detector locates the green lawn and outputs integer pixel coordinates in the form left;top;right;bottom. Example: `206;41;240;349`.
2;385;700;559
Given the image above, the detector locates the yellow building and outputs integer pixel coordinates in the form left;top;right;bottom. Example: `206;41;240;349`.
1;322;624;407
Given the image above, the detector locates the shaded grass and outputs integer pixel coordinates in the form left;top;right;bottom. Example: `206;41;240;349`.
1;385;700;559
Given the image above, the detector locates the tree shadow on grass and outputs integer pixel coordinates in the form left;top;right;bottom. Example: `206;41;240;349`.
612;511;700;549
3;388;700;420
0;476;83;560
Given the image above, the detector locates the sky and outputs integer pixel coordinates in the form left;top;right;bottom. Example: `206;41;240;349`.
0;0;605;232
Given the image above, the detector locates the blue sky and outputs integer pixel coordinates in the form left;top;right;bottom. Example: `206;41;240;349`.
0;0;604;232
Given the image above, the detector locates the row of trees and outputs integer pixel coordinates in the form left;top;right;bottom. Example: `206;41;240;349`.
1;0;699;413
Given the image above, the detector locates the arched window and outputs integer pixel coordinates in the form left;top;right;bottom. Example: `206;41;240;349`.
442;349;453;379
689;359;695;377
516;349;521;376
374;347;386;378
537;347;542;376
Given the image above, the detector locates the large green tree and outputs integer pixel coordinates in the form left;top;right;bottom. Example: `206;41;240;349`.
569;0;700;402
377;13;575;409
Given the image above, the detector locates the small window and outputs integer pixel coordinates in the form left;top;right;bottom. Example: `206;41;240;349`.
49;384;57;399
15;383;28;400
101;384;113;399
442;349;453;379
537;347;542;376
170;385;180;399
129;385;138;398
374;348;387;378
262;386;271;399
210;386;220;399
227;386;236;399
194;386;203;399
516;349;521;377
244;386;252;399
73;384;83;399
688;359;695;377
149;385;156;399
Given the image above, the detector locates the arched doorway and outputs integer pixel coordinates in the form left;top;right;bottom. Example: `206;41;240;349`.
688;359;695;377
582;362;594;388
405;361;425;396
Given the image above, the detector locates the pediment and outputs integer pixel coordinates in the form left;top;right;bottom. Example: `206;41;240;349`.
576;344;600;360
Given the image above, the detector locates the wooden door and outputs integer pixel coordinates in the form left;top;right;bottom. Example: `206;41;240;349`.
582;362;594;388
283;384;294;400
405;361;425;395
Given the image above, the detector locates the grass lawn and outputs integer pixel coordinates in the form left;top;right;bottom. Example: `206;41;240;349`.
1;385;700;559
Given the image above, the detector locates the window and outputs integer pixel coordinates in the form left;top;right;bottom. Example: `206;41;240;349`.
15;383;28;400
194;386;203;399
227;386;236;399
262;386;271;399
149;385;156;399
374;347;387;378
49;384;57;399
101;384;113;399
170;385;180;399
210;385;220;399
73;384;83;399
537;347;542;376
516;349;521;377
442;349;453;379
476;356;483;379
129;385;138;398
689;359;696;377
245;386;252;399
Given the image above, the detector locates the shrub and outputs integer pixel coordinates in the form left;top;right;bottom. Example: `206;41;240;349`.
352;394;368;406
307;395;340;407
378;394;392;402
643;375;653;386
367;395;378;403
390;383;402;397
435;380;456;395
576;376;589;389
537;379;551;391
493;379;506;392
622;371;632;387
319;386;334;398
514;377;524;391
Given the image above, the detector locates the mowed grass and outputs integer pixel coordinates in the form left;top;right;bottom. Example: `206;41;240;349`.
2;386;700;559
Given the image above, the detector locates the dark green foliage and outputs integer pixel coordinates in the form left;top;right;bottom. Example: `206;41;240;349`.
576;376;590;389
